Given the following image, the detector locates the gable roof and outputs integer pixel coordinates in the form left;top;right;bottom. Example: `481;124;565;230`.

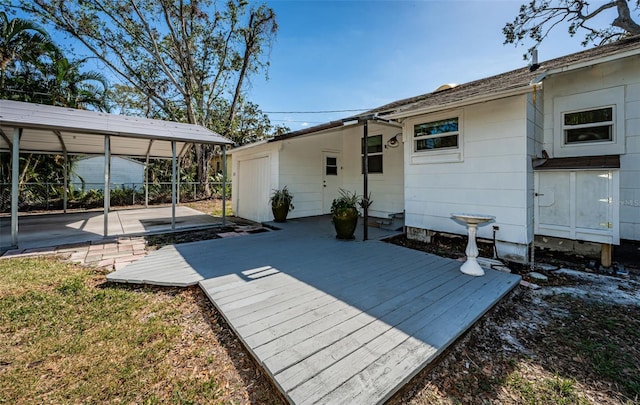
376;35;640;119
268;35;640;143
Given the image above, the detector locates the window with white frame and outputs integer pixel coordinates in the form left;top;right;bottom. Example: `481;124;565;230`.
413;117;459;152
361;135;383;173
553;86;625;157
563;106;614;145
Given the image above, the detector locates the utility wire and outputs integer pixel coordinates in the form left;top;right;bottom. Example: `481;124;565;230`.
263;108;371;114
271;119;324;124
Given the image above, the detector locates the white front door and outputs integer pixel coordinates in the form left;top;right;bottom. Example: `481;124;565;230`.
322;152;341;214
535;170;619;244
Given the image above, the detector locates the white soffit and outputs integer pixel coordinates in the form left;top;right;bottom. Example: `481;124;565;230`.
0;100;232;158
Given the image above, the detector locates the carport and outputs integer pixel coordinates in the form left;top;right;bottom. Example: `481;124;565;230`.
0;100;233;250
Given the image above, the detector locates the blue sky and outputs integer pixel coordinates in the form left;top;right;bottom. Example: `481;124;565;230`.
10;0;613;130
249;0;612;130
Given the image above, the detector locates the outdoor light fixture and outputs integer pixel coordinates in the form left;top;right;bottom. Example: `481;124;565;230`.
385;133;402;148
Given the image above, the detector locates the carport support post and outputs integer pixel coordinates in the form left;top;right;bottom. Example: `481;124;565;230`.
144;155;149;208
177;156;181;205
362;119;369;241
11;128;21;248
63;149;68;213
103;136;111;237
222;146;227;226
171;140;177;231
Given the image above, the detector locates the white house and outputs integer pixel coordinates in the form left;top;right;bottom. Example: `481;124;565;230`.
71;156;145;190
230;120;405;223
232;36;640;262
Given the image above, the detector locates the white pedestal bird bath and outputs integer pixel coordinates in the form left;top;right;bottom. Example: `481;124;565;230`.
451;213;495;276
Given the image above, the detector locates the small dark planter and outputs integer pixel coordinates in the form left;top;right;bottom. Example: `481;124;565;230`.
332;207;358;240
272;202;290;222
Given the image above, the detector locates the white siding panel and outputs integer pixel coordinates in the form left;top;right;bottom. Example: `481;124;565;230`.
278;132;342;218
543;55;640;241
403;95;530;247
231;142;279;221
237;156;271;222
340;123;405;218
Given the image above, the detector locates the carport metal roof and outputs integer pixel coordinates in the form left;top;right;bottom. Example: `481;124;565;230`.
0;100;232;157
0;100;232;249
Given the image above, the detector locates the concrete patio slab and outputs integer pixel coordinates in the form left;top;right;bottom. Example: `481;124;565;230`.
0;206;222;250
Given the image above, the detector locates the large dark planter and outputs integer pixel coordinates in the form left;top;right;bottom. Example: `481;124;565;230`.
332;207;358;239
272;202;290;222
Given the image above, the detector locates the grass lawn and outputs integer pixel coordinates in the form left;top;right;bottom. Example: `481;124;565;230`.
0;257;281;404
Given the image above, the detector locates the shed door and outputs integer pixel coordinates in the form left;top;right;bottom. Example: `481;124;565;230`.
237;156;271;222
535;170;619;244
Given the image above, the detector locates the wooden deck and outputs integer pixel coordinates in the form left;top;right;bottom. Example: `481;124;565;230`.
107;216;521;404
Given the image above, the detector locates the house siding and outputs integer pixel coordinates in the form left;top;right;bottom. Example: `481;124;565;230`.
231;123;405;223
278;132;343;218
403;95;531;261
231;142;279;222
340;123;405;219
543;55;640;241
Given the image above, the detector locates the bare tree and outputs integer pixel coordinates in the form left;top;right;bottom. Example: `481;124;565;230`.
504;0;640;57
15;0;277;189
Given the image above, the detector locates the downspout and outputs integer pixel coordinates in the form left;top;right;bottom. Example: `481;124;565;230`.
528;68;549;272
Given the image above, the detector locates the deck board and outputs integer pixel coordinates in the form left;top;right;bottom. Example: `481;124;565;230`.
108;216;521;404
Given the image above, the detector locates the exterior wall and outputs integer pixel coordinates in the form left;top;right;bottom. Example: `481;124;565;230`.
230;142;280;221
71;156;144;190
340;123;405;218
403;95;532;261
230;123;405;223
542;55;640;241
278;131;343;218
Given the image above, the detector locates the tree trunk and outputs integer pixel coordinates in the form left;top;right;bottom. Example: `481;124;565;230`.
613;0;640;34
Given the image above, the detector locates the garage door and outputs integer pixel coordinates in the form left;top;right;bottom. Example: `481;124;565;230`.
237;156;271;222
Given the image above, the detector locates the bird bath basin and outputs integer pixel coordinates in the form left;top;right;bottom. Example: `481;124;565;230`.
451;213;495;276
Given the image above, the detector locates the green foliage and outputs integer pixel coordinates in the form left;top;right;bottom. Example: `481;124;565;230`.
270;186;294;211
78;188;103;208
109;185;142;206
1;11;109;109
18;0;283;185
507;372;589;405
330;189;360;215
329;189;373;216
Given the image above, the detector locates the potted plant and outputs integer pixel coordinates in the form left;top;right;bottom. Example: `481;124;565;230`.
270;186;294;222
331;189;364;239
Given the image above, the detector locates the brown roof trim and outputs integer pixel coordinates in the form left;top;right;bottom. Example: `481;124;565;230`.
534;155;620;170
